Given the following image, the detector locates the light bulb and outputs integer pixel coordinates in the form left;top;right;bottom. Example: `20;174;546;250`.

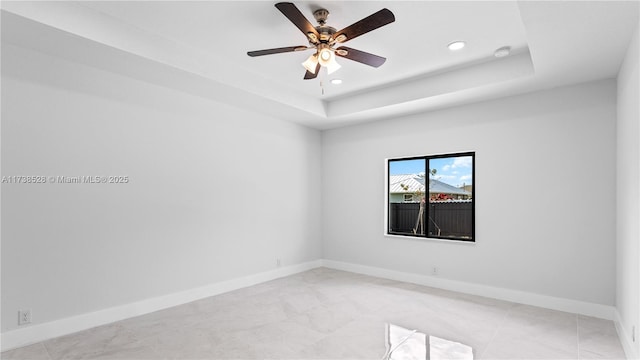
317;47;340;74
319;49;332;62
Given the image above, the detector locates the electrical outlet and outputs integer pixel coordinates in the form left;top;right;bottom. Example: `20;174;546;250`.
18;309;31;326
432;267;438;276
276;258;282;267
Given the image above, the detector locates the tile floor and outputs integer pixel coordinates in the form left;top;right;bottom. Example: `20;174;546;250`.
1;268;626;359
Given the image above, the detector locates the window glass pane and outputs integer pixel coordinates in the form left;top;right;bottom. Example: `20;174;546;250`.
427;155;473;240
388;158;426;235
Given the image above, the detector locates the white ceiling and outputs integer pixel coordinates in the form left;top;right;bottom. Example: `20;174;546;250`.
1;1;638;129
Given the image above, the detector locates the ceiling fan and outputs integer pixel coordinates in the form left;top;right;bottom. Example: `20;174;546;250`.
247;2;395;80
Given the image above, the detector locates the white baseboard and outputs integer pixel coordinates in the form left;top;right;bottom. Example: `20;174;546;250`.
321;259;616;321
0;260;323;352
614;309;639;360
1;258;619;353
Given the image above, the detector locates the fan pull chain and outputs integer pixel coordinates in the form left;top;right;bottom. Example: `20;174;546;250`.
320;80;325;95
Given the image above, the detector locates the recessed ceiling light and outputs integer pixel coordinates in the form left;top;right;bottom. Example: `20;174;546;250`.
494;46;511;58
447;41;466;51
331;79;343;85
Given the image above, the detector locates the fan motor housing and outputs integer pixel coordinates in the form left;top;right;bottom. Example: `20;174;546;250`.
316;25;336;42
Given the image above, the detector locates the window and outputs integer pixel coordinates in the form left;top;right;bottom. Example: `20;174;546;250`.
387;152;475;242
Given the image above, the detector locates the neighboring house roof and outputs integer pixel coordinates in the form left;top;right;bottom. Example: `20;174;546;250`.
389;174;425;193
389;174;471;196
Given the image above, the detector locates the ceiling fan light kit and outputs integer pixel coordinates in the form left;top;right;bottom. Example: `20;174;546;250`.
247;2;395;80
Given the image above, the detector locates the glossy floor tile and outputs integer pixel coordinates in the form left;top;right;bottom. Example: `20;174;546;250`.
1;268;626;359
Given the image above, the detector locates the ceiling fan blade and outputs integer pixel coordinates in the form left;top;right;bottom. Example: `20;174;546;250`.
332;8;395;43
303;63;321;80
247;46;308;57
335;47;386;67
275;2;320;42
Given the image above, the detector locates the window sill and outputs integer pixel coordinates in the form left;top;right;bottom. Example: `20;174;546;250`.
384;233;476;245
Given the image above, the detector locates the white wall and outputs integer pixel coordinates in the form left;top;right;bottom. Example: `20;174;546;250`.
1;44;323;333
616;23;640;358
0;14;631;352
322;79;617;306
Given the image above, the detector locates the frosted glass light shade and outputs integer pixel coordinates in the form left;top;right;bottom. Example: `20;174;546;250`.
326;58;341;74
302;54;319;73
